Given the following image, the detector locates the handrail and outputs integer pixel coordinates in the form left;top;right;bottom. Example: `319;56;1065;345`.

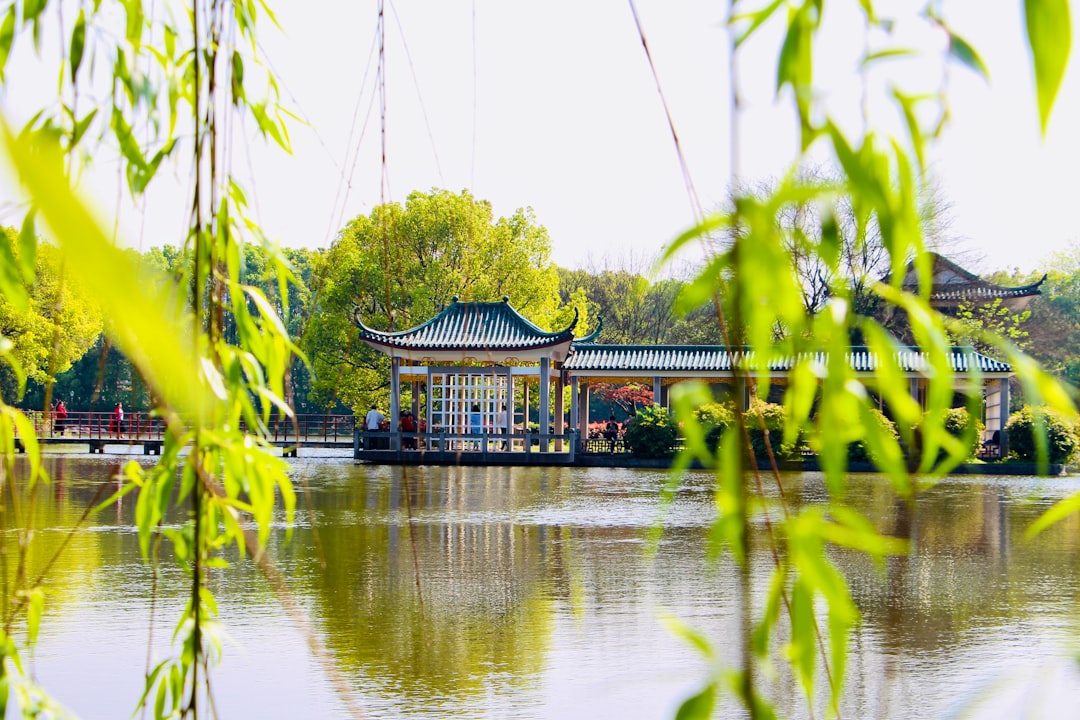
19;411;357;442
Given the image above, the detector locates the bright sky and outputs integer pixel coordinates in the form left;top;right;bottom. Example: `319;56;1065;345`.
2;1;1078;275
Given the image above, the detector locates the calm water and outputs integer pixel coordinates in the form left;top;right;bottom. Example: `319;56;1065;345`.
15;455;1080;719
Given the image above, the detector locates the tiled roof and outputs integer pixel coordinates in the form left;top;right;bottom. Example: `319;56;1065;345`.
929;280;1046;302
901;252;1045;302
564;344;1011;374
357;297;577;352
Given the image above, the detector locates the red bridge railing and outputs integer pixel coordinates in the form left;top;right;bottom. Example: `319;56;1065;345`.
23;411;356;443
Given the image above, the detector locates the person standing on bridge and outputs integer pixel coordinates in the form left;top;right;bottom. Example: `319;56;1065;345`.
54;400;68;435
112;402;125;438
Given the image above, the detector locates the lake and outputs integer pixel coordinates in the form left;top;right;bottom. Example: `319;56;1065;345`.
16;455;1080;718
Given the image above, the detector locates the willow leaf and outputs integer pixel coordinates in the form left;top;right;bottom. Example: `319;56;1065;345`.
0;119;210;424
675;683;717;720
1025;0;1072;134
70;10;85;83
946;30;989;81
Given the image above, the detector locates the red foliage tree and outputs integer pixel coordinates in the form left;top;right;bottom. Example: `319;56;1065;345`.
593;382;654;418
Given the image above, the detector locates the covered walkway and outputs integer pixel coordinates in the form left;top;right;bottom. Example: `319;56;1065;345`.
353;298;1014;465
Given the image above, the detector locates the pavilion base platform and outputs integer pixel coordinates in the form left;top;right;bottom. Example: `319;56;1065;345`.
356;431;577;466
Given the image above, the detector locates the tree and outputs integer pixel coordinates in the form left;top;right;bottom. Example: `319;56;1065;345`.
556;257;723;345
720;167;964;330
1016;247;1080;388
592;382;653;418
0;229;103;402
948;298;1031;355
304;189;570;410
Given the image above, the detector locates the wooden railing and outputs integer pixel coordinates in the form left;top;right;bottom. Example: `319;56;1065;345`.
358;430;580;457
22;411;356;443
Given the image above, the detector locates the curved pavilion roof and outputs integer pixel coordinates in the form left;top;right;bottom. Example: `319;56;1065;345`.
564;344;1011;377
358;296;1011;378
356;297;578;362
903;253;1046;307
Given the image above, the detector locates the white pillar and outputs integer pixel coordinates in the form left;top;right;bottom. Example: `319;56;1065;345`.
390;357;401;451
569;375;580;431
554;369;565;451
426;368;434;451
539;358;550;452
1000;378;1011;457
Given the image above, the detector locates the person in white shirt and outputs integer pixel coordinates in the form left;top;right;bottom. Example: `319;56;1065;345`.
365;405;385;449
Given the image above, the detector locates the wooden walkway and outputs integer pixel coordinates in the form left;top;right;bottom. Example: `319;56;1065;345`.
16;412;356;457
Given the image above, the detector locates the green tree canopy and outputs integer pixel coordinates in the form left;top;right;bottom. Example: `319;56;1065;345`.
0;229;103;400
304;188;570;410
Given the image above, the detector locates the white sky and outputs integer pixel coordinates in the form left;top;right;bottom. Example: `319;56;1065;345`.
1;1;1078;275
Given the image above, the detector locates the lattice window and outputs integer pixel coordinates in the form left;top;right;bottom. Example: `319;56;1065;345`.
429;372;510;448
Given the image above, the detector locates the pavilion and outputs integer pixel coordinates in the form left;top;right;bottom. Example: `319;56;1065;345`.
353;295;1017;464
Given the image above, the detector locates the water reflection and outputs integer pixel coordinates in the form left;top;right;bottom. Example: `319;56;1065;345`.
13;457;1080;718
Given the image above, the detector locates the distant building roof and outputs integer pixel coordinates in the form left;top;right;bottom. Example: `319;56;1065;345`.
564;344;1011;375
356;297;578;362
903;253;1045;307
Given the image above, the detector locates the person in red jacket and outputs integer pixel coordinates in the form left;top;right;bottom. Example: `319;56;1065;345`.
54;400;69;435
112;402;125;438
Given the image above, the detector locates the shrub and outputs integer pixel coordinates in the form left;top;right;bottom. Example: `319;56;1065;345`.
944;407;985;461
623;405;679;459
849;407;899;463
744;399;801;460
1005;406;1080;464
694;402;735;451
912;406;985;462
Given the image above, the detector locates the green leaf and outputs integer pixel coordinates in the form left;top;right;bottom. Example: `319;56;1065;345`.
1025;0;1072;134
675;683;717;720
70;10;86;83
71;108;97;147
26;587;44;648
16;209;36;284
0;9;15;81
123;0;144;48
1028;490;1080;538
231;51;244;104
777;7;813;98
732;0;785;49
946;30;990;81
862;47;916;65
0;227;27;310
891;87;929;174
662;614;717;661
0;121;210;426
111;106;148;172
10;409;43;486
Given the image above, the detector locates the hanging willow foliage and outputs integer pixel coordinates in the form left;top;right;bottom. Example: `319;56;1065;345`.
0;1;306;717
658;1;1076;718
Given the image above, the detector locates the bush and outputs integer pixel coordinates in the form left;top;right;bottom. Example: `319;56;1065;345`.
849;407;899;463
913;406;985;462
1005;406;1080;464
694;401;735;451
623;405;679;459
944;407;984;461
744;399;801;460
